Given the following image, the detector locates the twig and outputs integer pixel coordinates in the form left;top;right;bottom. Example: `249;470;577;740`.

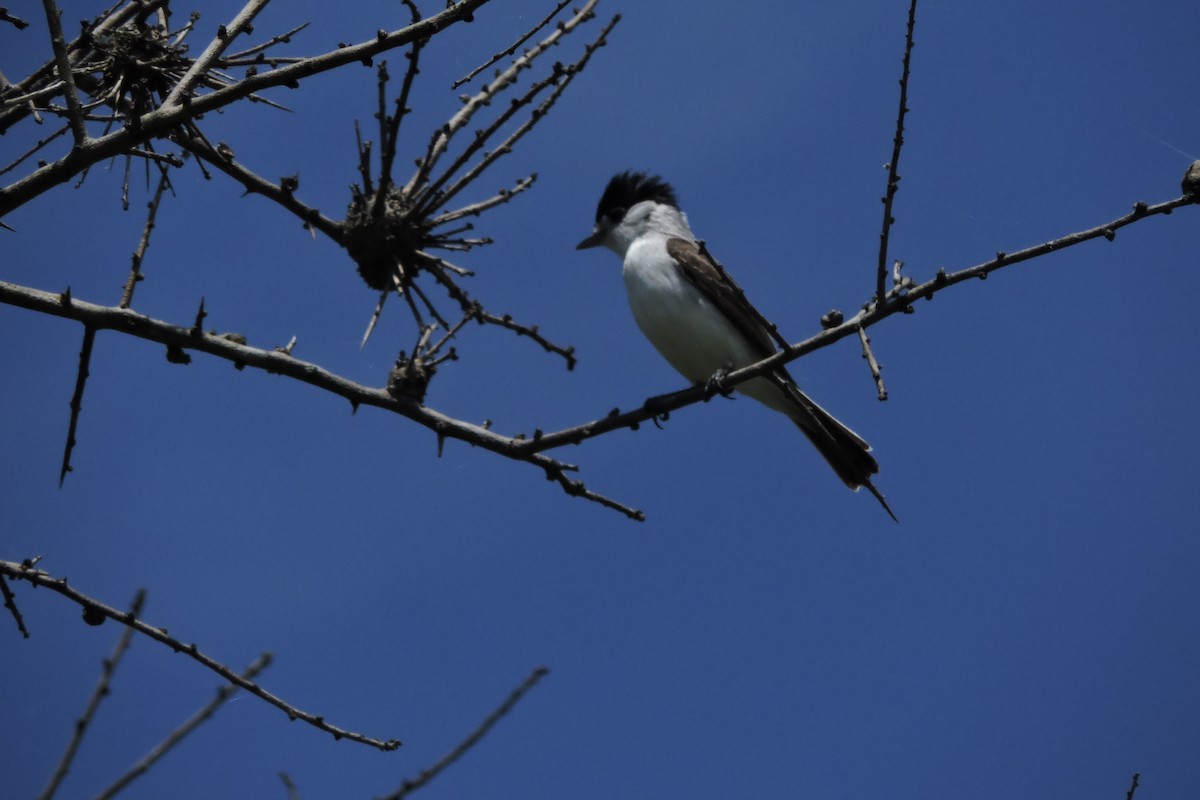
415;5;615;215
40;0;88;145
222;21;309;61
371;1;422;219
429;173;537;226
453;0;571;89
1126;773;1140;800
380;666;550;800
420;255;577;369
0;560;403;750
857;324;887;401
175;132;344;242
0;0;493;216
279;772;301;800
0;281;638;519
59;325;96;486
0;123;69;177
1;7;30;29
0;574;29;638
405;0;600;200
37;589;147;800
163;0;273;107
121;169;173;308
361;290;389;349
94;653;274;800
472;307;577;370
876;0;918;305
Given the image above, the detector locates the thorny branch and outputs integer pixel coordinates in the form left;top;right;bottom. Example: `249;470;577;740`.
452;0;571;89
39;0;88;145
0;573;30;638
0;280;644;520
38;589;147;800
876;0;918;306
345;0;615;362
380;667;550;800
58;325;95;486
3;0;625;511
0;559;404;751
1;8;30;29
93;653;274;800
0;0;493;215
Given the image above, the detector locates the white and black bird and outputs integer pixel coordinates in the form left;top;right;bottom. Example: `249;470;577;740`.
576;171;895;520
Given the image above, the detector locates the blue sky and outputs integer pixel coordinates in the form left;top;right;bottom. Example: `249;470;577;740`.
2;1;1198;798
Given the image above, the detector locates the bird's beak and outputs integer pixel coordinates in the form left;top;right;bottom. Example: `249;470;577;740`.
575;228;605;250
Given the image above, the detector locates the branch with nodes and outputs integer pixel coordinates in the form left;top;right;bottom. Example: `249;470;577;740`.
0;559;404;751
2;0;629;514
93;653;273;800
875;0;918;305
1;7;30;29
0;573;29;637
38;589;146;800
378;666;550;800
0;0;493;215
0;280;644;520
161;3;611;370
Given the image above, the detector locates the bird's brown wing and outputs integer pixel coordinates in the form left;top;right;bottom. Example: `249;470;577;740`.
665;238;778;359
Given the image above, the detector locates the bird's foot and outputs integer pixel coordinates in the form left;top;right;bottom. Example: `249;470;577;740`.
703;365;735;401
641;393;673;429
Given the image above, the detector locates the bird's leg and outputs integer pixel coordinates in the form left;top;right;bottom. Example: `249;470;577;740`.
703;363;736;401
642;385;697;427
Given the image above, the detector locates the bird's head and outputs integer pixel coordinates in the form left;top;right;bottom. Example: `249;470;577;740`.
576;171;680;257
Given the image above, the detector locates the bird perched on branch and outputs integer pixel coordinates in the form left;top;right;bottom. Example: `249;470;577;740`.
576;171;895;520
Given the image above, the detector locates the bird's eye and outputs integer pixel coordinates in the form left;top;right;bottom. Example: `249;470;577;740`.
606;207;626;223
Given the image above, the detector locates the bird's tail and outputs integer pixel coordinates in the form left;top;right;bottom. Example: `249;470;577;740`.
783;383;897;522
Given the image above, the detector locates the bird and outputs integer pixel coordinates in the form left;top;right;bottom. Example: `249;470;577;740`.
576;171;895;520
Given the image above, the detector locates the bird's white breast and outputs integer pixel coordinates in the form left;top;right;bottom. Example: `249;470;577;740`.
622;235;762;384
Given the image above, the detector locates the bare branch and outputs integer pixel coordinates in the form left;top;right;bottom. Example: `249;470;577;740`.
0;281;637;518
0;0;493;217
429;172;537;226
379;666;550;800
0;574;30;638
174;132;344;242
857;324;887;401
279;772;301;800
163;0;274;107
876;0;918;304
39;0;88;144
222;21;309;61
405;0;599;199
94;653;274;800
37;589;147;800
372;1;422;218
412;3;614;215
1;7;30;29
452;0;571;89
121;169;173;308
0;560;403;751
59;325;96;487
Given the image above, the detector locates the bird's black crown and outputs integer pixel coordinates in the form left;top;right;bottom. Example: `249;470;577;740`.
594;171;678;223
